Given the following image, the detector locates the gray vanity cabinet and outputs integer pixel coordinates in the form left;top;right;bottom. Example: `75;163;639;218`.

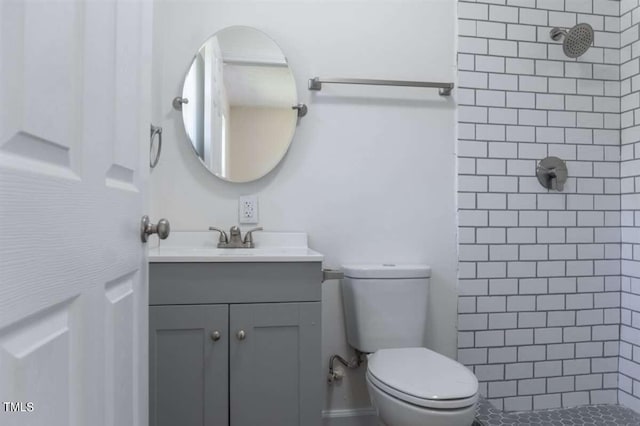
229;302;321;426
149;262;322;426
149;304;229;426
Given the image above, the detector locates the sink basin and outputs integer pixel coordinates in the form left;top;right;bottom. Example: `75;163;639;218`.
149;231;324;263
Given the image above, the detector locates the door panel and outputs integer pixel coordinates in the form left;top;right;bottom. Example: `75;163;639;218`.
0;1;152;425
105;273;136;426
0;299;77;426
230;302;321;426
150;305;229;426
109;0;142;190
1;1;83;177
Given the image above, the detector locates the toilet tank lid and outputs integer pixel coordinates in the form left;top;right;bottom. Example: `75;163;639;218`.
342;264;431;279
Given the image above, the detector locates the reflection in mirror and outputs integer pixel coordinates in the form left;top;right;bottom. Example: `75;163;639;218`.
181;26;298;183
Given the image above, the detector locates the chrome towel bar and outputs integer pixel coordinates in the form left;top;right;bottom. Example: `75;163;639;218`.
308;77;454;96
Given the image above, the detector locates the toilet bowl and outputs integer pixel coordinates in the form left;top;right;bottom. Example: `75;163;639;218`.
340;264;479;426
366;347;478;426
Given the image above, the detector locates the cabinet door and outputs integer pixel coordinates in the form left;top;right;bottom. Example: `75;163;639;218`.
230;302;321;426
150;305;229;426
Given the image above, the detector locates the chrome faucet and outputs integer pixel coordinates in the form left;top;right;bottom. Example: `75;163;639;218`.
208;226;263;248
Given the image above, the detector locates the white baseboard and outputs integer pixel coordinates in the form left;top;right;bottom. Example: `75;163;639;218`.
322;407;378;426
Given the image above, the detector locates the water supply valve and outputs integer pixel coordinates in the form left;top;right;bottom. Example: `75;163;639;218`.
536;156;568;192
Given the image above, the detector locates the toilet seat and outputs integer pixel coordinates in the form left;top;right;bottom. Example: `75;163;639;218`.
367;347;478;410
367;371;478;410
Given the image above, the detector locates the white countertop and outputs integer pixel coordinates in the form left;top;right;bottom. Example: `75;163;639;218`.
149;231;324;263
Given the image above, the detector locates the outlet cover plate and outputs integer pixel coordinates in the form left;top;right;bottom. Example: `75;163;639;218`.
239;195;258;224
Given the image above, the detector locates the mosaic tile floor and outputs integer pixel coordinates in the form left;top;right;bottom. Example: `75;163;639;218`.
474;397;640;426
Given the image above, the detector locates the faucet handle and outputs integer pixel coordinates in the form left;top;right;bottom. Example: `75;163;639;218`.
208;227;228;243
243;227;263;246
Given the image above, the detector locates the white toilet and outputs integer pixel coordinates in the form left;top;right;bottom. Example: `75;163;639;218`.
341;264;479;426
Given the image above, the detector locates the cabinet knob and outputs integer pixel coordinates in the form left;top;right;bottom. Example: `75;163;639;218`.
236;330;246;340
210;331;221;342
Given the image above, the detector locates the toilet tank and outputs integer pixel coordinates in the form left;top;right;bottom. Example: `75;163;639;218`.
340;264;431;353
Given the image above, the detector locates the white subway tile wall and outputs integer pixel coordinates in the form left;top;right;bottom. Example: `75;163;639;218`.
457;0;624;411
618;0;640;414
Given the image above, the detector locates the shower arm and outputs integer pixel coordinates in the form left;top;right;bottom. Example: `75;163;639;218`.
550;27;568;41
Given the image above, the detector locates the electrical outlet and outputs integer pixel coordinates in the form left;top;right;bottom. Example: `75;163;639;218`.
239;195;258;224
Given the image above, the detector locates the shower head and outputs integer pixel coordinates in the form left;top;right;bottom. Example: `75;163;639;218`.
550;23;594;58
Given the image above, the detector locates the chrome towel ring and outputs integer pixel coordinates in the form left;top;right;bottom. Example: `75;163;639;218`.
150;124;162;169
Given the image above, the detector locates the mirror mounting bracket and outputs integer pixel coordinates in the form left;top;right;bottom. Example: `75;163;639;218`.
172;96;189;111
292;104;308;118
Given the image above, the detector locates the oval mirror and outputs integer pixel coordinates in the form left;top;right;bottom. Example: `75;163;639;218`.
179;26;299;182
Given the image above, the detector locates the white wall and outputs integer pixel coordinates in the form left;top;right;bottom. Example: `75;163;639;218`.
151;0;457;413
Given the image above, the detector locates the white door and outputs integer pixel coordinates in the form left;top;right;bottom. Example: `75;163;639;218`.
0;1;153;426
